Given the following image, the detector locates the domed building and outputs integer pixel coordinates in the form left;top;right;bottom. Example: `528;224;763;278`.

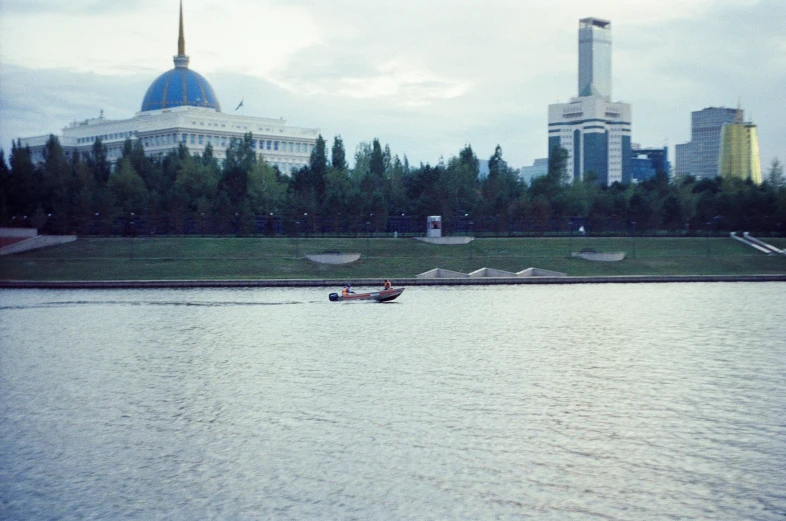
140;5;221;113
20;1;318;172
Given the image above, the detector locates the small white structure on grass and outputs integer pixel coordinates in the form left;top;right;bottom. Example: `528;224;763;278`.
426;216;442;238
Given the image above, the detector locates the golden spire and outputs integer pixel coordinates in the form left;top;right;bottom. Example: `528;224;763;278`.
178;0;186;56
173;0;189;68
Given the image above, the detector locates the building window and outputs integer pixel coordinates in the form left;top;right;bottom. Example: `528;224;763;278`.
288;142;294;152
274;141;279;151
221;137;227;147
199;135;204;145
266;140;271;150
252;139;257;149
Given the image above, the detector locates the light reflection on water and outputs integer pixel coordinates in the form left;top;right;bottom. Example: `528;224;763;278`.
1;283;785;520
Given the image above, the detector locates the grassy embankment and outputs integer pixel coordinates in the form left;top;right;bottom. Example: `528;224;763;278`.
1;235;785;281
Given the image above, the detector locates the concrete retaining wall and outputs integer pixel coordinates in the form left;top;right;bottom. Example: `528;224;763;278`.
3;274;785;289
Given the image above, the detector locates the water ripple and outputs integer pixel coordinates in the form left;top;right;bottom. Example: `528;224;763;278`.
1;283;785;520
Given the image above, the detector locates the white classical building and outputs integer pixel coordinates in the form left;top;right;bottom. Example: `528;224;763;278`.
19;2;319;173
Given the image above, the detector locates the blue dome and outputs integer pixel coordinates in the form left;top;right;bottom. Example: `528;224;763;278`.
140;67;221;112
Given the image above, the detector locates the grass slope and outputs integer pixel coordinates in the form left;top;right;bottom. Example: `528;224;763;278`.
1;236;785;280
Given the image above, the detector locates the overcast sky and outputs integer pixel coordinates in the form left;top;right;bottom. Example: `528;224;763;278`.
1;0;784;170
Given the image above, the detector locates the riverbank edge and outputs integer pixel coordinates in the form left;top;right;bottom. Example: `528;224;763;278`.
2;274;785;289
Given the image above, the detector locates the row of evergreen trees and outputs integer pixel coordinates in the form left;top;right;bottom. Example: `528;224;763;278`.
1;133;784;236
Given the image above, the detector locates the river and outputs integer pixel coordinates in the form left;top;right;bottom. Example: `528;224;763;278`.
1;283;785;520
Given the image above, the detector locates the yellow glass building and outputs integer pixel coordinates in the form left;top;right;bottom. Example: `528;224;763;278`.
718;110;762;184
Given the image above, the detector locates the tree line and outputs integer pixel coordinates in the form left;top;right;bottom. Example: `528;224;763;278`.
1;133;784;236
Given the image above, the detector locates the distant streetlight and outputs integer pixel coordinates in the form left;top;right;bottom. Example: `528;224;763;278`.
706;221;712;257
295;220;300;258
365;221;371;259
631;221;637;258
469;221;474;260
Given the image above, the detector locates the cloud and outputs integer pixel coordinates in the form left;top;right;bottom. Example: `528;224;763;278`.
1;0;784;168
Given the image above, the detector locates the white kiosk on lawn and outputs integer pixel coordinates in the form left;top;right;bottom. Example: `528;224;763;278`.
426;216;442;238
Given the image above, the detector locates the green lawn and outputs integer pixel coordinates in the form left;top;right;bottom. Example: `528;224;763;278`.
1;236;785;280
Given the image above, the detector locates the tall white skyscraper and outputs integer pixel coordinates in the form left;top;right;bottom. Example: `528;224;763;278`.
547;18;632;186
578;18;612;99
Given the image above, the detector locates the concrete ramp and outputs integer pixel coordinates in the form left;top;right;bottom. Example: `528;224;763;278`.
468;267;517;278
730;232;772;254
742;232;785;255
0;234;77;255
517;267;567;277
417;268;470;279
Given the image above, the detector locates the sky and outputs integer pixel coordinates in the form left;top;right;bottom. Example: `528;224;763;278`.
1;0;784;170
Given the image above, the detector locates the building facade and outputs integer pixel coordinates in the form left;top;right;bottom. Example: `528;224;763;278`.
19;2;318;174
630;145;669;183
548;18;632;186
520;158;548;183
675;107;738;179
578;18;612;99
718;111;762;184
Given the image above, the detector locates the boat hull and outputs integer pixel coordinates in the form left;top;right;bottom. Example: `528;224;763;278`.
329;288;405;302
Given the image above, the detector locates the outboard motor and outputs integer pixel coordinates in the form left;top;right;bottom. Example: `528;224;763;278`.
329;293;339;302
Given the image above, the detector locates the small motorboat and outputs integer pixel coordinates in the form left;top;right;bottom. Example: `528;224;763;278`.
329;287;405;302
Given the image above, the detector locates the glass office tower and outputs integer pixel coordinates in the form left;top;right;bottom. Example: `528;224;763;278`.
578;18;612;99
675;107;738;179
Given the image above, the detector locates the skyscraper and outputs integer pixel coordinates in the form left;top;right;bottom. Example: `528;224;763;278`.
718;109;762;184
675;107;738;179
578;18;612;99
547;18;631;186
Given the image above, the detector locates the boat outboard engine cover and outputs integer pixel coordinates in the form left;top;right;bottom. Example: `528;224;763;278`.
329;293;339;301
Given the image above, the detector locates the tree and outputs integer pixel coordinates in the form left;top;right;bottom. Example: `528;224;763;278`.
0;149;10;225
308;134;328;199
547;145;569;187
481;145;522;232
41;135;73;233
108;157;148;216
247;160;288;216
88;138;110;184
331;135;347;171
218;134;256;207
224;132;257;174
767;158;783;188
8;139;38;218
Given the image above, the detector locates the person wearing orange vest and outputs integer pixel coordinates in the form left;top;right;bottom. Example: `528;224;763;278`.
342;284;354;296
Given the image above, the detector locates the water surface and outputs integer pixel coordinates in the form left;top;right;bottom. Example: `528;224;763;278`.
1;283;785;520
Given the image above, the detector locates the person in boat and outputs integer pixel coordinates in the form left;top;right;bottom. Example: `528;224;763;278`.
342;284;354;296
383;279;392;290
